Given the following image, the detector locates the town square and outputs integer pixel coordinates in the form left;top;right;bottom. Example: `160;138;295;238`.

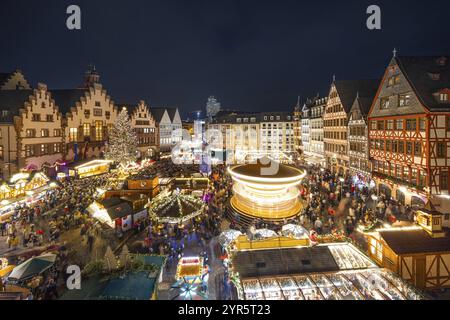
0;0;449;304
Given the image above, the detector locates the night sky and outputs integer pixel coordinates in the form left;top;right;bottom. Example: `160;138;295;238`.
1;0;450;117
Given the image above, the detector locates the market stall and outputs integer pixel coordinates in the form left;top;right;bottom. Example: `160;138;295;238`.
68;159;113;179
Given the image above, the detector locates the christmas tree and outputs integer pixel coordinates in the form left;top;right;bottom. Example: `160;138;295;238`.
105;107;138;166
104;246;117;272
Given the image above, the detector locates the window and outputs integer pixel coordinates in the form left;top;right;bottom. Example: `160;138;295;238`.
83;123;90;137
53;143;61;153
387;120;394;130
236;118;242;123
46;114;53;122
437;142;446;158
396;119;404;130
25;145;34;157
406;119;417;131
95;121;103;141
419;170;427;187
406;142;412;155
26;129;36;138
40;144;49;155
414;142;422;156
0;146;3;160
1;110;8;118
377;121;384;130
419;119;426;131
403;167;410;182
93;108;102;116
95;101;101;107
441;171;449;191
41;129;49;137
440;93;448;102
380;97;390;109
53;129;61;137
447;116;450;131
105;111;111;119
41;102;46;108
370;121;376;130
399;94;411;107
398;141;404;153
388;75;401;86
69;128;78;142
32;114;41;121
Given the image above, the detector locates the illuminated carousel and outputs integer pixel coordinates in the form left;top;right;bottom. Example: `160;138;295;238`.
227;161;306;223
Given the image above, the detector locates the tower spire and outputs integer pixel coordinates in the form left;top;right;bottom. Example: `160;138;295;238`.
393;48;397;58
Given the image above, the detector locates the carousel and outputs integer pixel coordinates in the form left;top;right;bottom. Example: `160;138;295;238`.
147;190;206;224
227;160;306;222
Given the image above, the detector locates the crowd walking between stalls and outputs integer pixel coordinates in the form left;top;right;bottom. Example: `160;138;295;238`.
298;165;416;238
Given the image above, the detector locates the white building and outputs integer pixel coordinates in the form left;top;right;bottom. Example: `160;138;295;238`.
151;107;182;152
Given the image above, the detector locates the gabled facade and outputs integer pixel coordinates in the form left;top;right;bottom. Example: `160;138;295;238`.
123;100;158;158
53;83;118;162
300;101;311;155
368;55;450;210
151;107;182;152
324;79;379;175
0;70;31;91
348;93;377;179
0;84;64;180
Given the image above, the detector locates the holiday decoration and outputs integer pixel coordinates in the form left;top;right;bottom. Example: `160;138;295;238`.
105;108;138;166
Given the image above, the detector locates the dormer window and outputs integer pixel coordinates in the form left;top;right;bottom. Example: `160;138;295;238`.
1;110;8;117
236;118;242;123
428;73;441;81
440;93;449;102
437;57;447;66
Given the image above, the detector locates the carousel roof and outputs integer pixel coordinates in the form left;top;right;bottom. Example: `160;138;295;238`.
230;162;304;179
148;192;205;223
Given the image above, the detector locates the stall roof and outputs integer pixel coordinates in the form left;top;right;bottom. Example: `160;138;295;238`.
233;246;339;278
232;243;375;279
379;228;450;255
106;202;134;220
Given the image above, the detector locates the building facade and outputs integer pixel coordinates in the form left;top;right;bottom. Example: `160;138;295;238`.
300;101;311;155
324;79;379;175
124;100;158;159
151;107;182;152
208;111;296;164
348;93;377;180
306;96;327;166
293;97;302;156
0;70;31;91
368;55;450;211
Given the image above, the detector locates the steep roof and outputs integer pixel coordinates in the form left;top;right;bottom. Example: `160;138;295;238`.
0;90;34;123
395;55;450;112
149;108;168;123
165;107;179;122
0;73;12;86
379;228;450;255
334;79;380;113
50;89;88;115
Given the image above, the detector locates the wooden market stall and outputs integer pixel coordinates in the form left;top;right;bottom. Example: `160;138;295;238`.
68;159;113;179
363;202;450;290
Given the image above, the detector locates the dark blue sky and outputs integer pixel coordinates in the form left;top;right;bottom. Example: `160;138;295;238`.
1;0;450;117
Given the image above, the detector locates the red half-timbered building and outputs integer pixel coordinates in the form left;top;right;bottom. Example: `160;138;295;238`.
368;55;450;213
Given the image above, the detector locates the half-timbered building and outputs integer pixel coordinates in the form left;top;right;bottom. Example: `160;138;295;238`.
323;79;379;175
368;55;450;210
